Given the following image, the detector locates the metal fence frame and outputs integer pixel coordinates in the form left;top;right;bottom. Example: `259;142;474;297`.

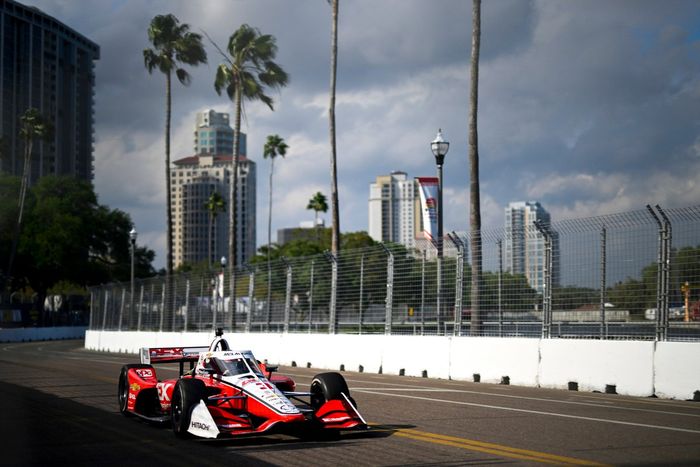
89;204;700;341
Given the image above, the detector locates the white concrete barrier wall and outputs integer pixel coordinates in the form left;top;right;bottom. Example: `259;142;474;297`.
1;326;86;343
654;342;700;400
84;331;700;400
539;340;656;397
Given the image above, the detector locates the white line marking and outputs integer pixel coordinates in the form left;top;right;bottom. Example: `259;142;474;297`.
354;389;700;434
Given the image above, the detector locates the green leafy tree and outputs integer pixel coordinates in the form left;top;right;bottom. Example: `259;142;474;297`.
204;191;226;268
212;23;288;324
143;14;207;278
3;176;156;300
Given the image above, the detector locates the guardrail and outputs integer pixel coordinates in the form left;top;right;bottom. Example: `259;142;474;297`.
88;204;700;341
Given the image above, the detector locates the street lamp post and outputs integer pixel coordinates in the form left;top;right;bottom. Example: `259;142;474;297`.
129;228;137;329
431;129;449;333
221;256;227;330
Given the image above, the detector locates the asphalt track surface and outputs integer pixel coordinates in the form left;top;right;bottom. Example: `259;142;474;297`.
1;340;699;466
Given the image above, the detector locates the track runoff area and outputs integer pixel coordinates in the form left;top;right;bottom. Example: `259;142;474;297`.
1;340;699;466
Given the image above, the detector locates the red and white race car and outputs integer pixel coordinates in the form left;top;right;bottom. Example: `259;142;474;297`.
118;330;366;439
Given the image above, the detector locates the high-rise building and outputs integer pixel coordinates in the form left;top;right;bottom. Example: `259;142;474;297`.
0;0;99;184
171;154;256;268
194;109;246;156
368;171;422;248
504;201;559;293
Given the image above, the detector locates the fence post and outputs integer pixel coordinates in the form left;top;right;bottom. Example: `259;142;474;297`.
497;238;503;337
648;205;671;341
308;260;315;333
283;258;292;333
102;290;109;331
266;262;272;331
421;249;426;336
534;220;553;338
449;233;465;336
137;284;144;332
657;205;672;341
159;282;165;332
325;252;338;334
600;226;607;339
118;288;126;331
380;244;394;335
247;268;255;333
184;279;190;332
358;254;365;334
88;290;95;330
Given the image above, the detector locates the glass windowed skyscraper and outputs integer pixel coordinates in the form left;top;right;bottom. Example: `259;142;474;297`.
194;109;246;156
0;0;99;184
504;201;559;294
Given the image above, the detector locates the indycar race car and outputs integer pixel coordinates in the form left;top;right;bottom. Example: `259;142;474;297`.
117;330;366;439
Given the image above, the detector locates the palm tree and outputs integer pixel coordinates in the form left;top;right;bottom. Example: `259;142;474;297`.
263;134;288;327
263;134;288;257
307;191;329;243
469;0;483;335
205;191;226;269
328;0;341;255
306;191;328;228
143;14;207;279
5;108;51;287
213;24;288;326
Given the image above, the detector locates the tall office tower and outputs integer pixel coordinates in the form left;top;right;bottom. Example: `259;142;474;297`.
194;109;246;156
504;201;559;293
368;171;422;248
0;0;100;183
171;154;256;268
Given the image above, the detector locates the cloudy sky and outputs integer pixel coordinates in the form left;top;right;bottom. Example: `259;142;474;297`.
27;0;700;269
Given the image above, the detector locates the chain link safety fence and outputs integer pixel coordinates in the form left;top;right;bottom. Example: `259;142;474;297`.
89;204;700;341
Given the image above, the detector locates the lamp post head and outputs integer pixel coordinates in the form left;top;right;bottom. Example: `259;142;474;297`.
431;129;449;166
129;228;137;243
220;256;227;268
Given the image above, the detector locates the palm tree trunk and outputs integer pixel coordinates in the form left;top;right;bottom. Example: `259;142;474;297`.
469;0;483;336
164;70;175;328
268;158;274;260
266;157;274;326
165;72;173;276
229;87;242;329
6;138;32;284
329;0;341;255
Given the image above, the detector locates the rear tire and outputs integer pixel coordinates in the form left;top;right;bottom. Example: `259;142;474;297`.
171;378;206;438
310;372;350;410
118;364;152;416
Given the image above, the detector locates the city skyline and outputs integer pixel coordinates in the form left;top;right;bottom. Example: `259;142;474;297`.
10;0;700;270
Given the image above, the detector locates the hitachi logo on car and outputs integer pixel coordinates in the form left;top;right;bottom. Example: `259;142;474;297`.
188;400;220;439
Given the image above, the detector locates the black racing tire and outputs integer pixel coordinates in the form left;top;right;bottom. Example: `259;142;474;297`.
118;364;153;416
171;378;206;438
310;372;350;410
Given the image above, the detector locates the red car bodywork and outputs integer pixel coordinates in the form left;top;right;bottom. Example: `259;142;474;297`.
119;334;365;438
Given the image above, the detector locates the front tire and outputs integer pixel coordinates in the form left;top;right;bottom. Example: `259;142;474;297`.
310;372;350;410
118;364;152;416
171;378;206;438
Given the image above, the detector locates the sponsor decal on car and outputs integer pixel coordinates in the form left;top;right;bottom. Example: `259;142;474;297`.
130;383;141;391
220;423;247;429
157;382;173;403
323;416;349;423
135;369;153;378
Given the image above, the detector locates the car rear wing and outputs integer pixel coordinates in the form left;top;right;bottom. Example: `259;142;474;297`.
140;346;209;365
